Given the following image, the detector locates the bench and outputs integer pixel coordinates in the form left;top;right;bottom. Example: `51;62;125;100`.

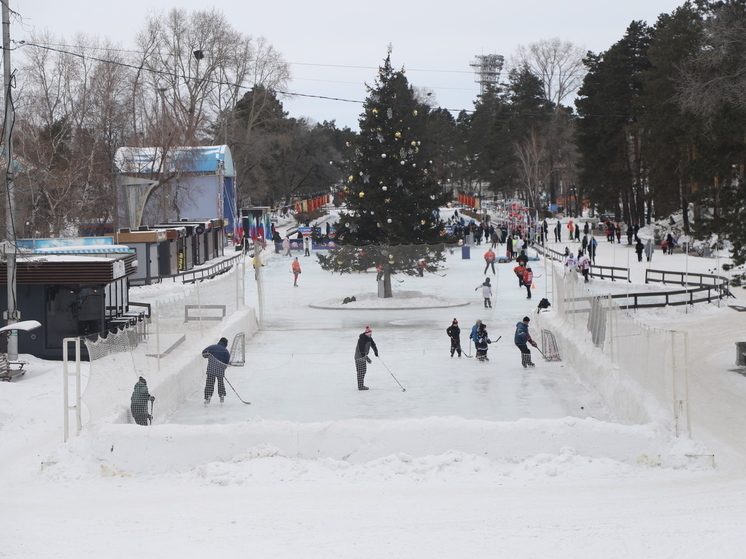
0;353;28;382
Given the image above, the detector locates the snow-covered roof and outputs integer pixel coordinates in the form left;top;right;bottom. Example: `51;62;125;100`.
114;145;235;177
30;245;134;255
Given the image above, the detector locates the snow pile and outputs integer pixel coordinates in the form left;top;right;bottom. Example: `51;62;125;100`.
36;416;711;486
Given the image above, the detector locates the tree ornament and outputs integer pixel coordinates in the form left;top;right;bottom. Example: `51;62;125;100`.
345;141;351;147
359;192;365;197
382;153;387;158
337;261;343;265
387;218;392;223
400;161;406;165
372;108;378;114
385;198;391;203
412;109;418;115
395;131;402;138
348;175;354;182
382;186;387;191
411;141;417;147
421;220;426;225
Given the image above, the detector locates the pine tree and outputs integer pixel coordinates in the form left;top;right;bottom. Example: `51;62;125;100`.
317;54;450;298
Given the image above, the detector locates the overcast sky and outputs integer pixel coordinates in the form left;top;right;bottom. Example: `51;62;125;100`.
13;0;686;130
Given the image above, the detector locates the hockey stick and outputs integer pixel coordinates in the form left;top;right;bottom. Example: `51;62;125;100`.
224;376;251;404
531;342;546;358
377;357;406;392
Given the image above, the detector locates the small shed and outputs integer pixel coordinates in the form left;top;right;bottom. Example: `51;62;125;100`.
0;251;138;360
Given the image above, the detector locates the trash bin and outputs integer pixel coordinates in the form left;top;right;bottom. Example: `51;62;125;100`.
462;246;470;259
736;342;746;366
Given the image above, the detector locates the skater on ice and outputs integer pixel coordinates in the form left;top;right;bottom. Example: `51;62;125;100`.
514;316;537;368
475;277;492;308
130;376;154;426
521;267;534;299
483;248;496;275
474;323;492;361
446;318;462;357
469;319;483;355
354;326;378;390
292;257;302;286
202;337;231;404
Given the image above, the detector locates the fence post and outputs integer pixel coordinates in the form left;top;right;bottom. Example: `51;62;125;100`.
156;300;161;371
62;337;81;442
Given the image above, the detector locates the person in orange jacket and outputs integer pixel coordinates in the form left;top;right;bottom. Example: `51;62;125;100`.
521;267;534;299
291;257;301;286
513;263;526;288
483;248;496;275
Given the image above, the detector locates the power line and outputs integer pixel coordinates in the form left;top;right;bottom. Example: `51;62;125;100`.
16;41;664;119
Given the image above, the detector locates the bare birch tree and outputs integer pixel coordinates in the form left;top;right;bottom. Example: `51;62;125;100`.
513;38;586;108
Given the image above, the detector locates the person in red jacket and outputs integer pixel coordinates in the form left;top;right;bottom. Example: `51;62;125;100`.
522;267;534;299
291;257;301;286
483;248;496;275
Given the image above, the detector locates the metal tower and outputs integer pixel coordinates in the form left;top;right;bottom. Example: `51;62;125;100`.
470;54;505;95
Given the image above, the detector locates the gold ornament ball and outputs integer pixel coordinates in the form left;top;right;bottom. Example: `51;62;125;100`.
411;141;417;147
348;175;354;182
395;132;402;138
413;110;418;116
372;108;378;114
421;220;426;225
359;192;365;197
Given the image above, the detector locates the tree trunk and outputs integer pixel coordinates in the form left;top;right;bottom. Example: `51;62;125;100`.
383;268;393;298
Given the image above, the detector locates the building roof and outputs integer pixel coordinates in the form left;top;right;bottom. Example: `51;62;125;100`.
114;145;235;177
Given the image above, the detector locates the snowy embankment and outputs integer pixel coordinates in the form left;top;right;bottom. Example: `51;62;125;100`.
39;415;709;486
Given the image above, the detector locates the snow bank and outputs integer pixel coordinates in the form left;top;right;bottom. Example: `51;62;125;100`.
38;415;710;485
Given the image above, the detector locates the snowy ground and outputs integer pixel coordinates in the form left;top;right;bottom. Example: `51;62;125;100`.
3;212;746;558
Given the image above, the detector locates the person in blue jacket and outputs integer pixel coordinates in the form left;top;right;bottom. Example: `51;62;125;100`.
202;337;231;404
514;316;537;368
469;319;483;354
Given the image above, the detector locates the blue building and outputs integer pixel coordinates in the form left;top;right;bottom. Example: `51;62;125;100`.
114;145;238;241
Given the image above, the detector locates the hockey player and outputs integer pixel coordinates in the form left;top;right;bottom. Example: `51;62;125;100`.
475;278;493;308
202;337;231;404
354;326;379;390
474;323;492;361
514;316;537;368
446;318;462;357
514;263;526;288
130;376;154;426
469;319;483;355
577;251;591;282
522;267;534;299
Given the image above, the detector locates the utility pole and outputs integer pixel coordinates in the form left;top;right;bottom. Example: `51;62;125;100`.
2;0;19;359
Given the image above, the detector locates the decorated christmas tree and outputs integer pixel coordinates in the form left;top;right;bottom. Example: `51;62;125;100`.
318;53;451;297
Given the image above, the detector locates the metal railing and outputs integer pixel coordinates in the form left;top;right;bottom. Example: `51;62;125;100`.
130;252;244;286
